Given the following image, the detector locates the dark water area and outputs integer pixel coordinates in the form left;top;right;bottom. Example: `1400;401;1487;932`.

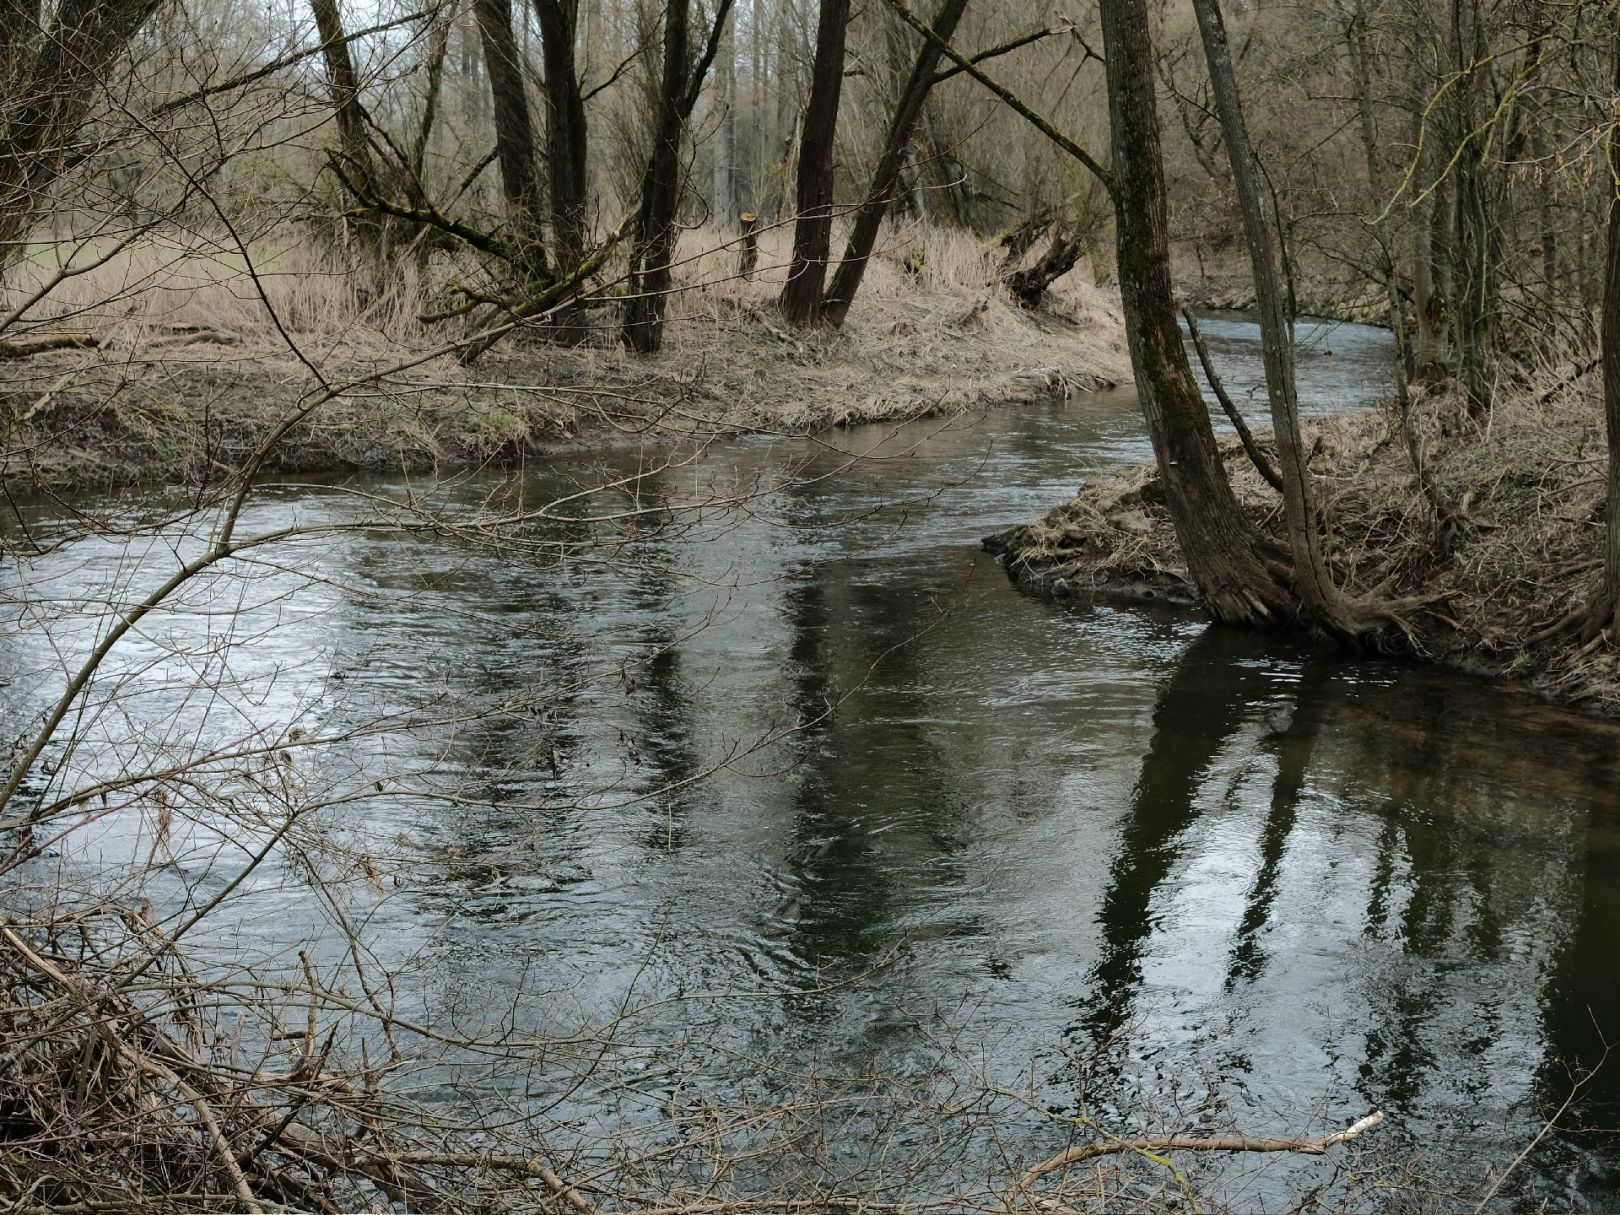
6;315;1620;1208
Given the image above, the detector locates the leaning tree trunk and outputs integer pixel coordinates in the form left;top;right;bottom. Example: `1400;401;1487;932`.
817;0;970;328
779;0;851;326
474;0;551;281
309;0;375;191
1003;230;1086;309
1099;0;1294;627
1191;0;1380;639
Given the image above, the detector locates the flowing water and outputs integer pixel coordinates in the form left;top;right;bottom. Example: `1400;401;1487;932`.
6;315;1620;1208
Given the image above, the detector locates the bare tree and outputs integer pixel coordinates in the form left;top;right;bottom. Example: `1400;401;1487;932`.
779;0;850;326
623;0;734;353
1097;0;1294;626
818;0;970;328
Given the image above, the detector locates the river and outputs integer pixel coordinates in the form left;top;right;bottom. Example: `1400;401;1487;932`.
5;315;1619;1209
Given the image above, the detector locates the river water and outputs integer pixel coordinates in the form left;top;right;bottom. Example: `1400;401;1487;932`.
6;315;1620;1208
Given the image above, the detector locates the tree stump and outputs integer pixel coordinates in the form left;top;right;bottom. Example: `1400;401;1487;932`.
739;212;759;280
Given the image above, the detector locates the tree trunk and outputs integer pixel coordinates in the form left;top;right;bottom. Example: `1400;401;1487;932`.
410;17;451;182
309;0;374;189
1410;106;1443;377
623;0;735;353
0;0;161;279
310;0;405;263
475;0;551;280
1193;0;1364;634
1003;230;1085;309
1350;0;1454;527
534;0;589;276
1099;0;1293;627
712;3;736;227
779;0;851;326
922;101;973;228
818;0;970;328
1577;21;1620;640
1451;0;1493;418
751;0;766;211
623;0;691;353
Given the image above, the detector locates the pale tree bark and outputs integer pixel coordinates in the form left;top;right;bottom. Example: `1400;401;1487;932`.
712;3;736;226
779;0;850;325
818;0;969;328
1099;0;1294;627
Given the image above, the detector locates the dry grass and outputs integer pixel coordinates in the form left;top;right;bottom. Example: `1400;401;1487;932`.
0;219;1129;489
997;361;1620;716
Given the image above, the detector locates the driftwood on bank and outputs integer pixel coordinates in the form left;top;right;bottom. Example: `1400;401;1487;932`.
0;333;99;359
1005;1110;1386;1208
1003;231;1086;309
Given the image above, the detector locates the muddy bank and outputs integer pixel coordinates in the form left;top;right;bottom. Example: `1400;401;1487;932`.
986;376;1620;720
1;281;1129;493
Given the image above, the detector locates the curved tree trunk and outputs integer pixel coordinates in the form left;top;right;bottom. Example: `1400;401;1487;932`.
1099;0;1293;627
1191;0;1363;635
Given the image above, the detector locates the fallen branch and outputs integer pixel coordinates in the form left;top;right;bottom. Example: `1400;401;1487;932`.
0;333;99;359
1007;1110;1385;1208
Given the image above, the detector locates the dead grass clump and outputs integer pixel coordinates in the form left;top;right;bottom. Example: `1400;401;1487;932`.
993;462;1192;602
3;219;1130;490
2;232;436;358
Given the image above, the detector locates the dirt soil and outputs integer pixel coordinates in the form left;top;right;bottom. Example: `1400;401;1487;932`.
988;366;1620;720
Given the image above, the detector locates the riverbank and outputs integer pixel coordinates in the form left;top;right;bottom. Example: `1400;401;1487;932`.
1176;247;1388;325
0;225;1129;491
988;366;1620;719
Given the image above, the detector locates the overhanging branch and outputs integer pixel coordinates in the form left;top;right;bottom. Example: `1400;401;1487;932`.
882;0;1114;198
